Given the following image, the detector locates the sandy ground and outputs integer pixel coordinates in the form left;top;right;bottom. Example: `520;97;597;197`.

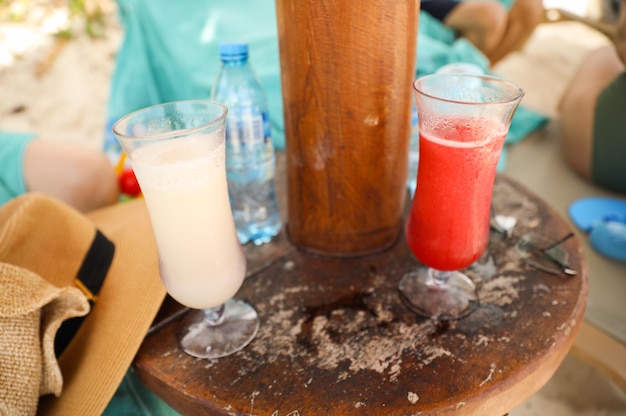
0;0;120;149
1;1;625;415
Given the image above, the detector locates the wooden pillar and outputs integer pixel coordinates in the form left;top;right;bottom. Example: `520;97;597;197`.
276;0;419;256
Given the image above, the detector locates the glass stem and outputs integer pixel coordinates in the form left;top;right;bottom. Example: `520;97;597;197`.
203;304;226;326
428;269;452;287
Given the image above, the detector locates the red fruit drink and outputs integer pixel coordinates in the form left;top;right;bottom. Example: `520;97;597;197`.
405;117;506;271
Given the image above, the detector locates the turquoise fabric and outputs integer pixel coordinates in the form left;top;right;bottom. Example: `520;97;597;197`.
108;0;284;148
0;131;36;206
417;11;490;76
103;371;180;415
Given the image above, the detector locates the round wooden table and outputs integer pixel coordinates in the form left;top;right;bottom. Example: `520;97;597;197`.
133;166;588;416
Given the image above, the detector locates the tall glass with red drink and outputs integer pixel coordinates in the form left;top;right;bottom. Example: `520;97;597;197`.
399;74;524;320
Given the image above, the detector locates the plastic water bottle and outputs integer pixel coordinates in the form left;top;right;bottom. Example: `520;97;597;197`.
407;105;419;198
212;43;282;245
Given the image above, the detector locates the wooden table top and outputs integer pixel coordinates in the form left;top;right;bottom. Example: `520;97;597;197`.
134;154;588;416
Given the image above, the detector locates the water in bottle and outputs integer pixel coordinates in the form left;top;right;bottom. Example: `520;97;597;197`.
212;43;282;245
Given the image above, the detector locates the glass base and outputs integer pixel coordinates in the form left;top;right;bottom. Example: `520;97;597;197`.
180;299;259;359
398;268;478;320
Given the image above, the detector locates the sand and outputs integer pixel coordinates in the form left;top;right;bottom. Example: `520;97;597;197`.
0;0;120;149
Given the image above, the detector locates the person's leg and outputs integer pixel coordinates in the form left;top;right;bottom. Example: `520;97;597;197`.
23;140;119;212
558;45;624;182
443;0;508;58
488;0;544;64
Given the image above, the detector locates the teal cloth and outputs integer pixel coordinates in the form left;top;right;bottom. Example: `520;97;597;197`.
103;371;180;416
108;0;284;149
0;131;36;206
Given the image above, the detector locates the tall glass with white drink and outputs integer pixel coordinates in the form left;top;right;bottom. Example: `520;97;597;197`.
113;100;259;359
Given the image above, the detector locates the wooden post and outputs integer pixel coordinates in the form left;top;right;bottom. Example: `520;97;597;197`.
276;0;419;256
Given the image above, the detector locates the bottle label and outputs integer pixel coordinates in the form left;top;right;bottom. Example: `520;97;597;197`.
226;110;271;151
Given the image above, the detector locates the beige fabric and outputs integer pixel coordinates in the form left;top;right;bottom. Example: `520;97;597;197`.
0;262;89;416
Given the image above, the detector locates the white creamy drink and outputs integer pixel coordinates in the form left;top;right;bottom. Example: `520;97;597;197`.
132;133;246;310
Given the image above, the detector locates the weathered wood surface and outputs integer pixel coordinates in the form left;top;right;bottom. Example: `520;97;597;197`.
276;0;418;256
135;153;588;416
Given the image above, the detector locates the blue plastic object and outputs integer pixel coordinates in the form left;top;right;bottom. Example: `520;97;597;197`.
569;197;626;262
588;220;626;262
569;197;626;232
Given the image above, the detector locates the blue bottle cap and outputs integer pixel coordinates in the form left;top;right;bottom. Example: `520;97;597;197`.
219;43;249;61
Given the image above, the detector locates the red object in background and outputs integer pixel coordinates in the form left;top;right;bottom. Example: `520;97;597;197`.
119;167;142;197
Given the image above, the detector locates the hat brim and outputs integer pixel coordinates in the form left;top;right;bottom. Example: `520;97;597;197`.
38;198;166;415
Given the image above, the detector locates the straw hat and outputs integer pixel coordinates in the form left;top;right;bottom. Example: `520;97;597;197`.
0;193;166;415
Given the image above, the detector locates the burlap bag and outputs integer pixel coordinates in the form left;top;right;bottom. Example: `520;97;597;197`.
0;262;89;416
